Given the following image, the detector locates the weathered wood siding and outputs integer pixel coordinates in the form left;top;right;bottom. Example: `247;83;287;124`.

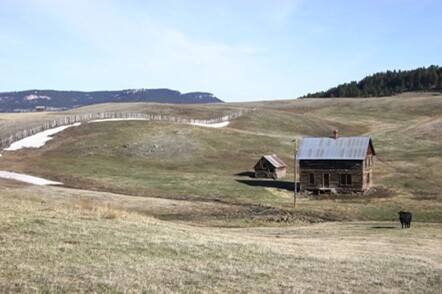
362;154;374;190
255;166;287;179
275;167;287;179
300;158;372;193
254;156;287;179
255;168;286;179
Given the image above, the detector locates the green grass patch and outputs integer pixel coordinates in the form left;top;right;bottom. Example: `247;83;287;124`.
1;94;441;225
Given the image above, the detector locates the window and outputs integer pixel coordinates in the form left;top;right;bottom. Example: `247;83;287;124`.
309;174;314;185
367;173;370;184
340;174;352;186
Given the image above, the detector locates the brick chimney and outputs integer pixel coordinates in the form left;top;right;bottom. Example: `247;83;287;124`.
332;130;339;139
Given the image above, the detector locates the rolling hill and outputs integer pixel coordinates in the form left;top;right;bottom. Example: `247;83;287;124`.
0;92;441;292
1;92;441;225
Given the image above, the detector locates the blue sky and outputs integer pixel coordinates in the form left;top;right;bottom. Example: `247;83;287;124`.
1;0;441;102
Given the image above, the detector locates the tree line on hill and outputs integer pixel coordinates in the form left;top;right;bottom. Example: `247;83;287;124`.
304;65;442;98
0;88;223;112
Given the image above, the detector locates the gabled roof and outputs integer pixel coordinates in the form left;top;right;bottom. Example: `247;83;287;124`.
297;136;375;160
264;154;287;168
255;154;287;168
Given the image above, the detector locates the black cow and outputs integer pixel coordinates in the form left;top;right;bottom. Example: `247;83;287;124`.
398;211;412;228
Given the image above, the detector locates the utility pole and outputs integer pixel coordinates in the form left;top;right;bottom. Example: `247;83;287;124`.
293;138;298;208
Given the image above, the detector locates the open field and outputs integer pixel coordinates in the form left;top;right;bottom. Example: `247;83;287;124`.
1;93;441;225
0;188;441;293
0;93;441;291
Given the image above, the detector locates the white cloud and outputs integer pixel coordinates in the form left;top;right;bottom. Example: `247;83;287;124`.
21;0;275;100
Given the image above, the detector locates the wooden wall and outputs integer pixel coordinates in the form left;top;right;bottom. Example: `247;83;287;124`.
255;167;286;179
299;159;369;193
254;157;287;179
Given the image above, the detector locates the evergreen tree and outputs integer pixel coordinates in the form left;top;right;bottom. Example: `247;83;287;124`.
304;65;441;98
428;66;438;88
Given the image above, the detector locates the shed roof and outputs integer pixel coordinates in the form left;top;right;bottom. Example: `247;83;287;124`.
256;154;287;168
297;136;375;160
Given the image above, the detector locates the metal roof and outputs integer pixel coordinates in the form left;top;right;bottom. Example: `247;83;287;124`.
263;154;287;168
297;136;372;160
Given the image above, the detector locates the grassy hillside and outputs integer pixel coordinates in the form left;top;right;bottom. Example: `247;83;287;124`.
0;102;245;138
1;93;441;225
1;93;442;292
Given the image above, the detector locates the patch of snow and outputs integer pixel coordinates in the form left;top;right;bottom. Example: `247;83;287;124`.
89;118;149;123
89;118;229;128
190;121;229;128
0;171;63;186
25;94;51;101
125;88;145;94
4;122;81;151
2;118;229;154
0;118;229;186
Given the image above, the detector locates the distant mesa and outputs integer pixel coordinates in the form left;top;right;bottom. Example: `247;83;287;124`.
0;88;223;112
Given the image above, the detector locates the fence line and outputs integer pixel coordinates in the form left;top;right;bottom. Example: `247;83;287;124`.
0;109;255;148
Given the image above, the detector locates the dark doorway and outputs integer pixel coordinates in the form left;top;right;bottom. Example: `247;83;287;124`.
323;173;330;188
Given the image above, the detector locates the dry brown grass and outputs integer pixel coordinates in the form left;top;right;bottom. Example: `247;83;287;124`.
76;198;125;219
0;189;441;293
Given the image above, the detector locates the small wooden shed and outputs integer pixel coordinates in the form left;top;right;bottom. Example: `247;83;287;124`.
297;131;375;193
254;154;287;179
